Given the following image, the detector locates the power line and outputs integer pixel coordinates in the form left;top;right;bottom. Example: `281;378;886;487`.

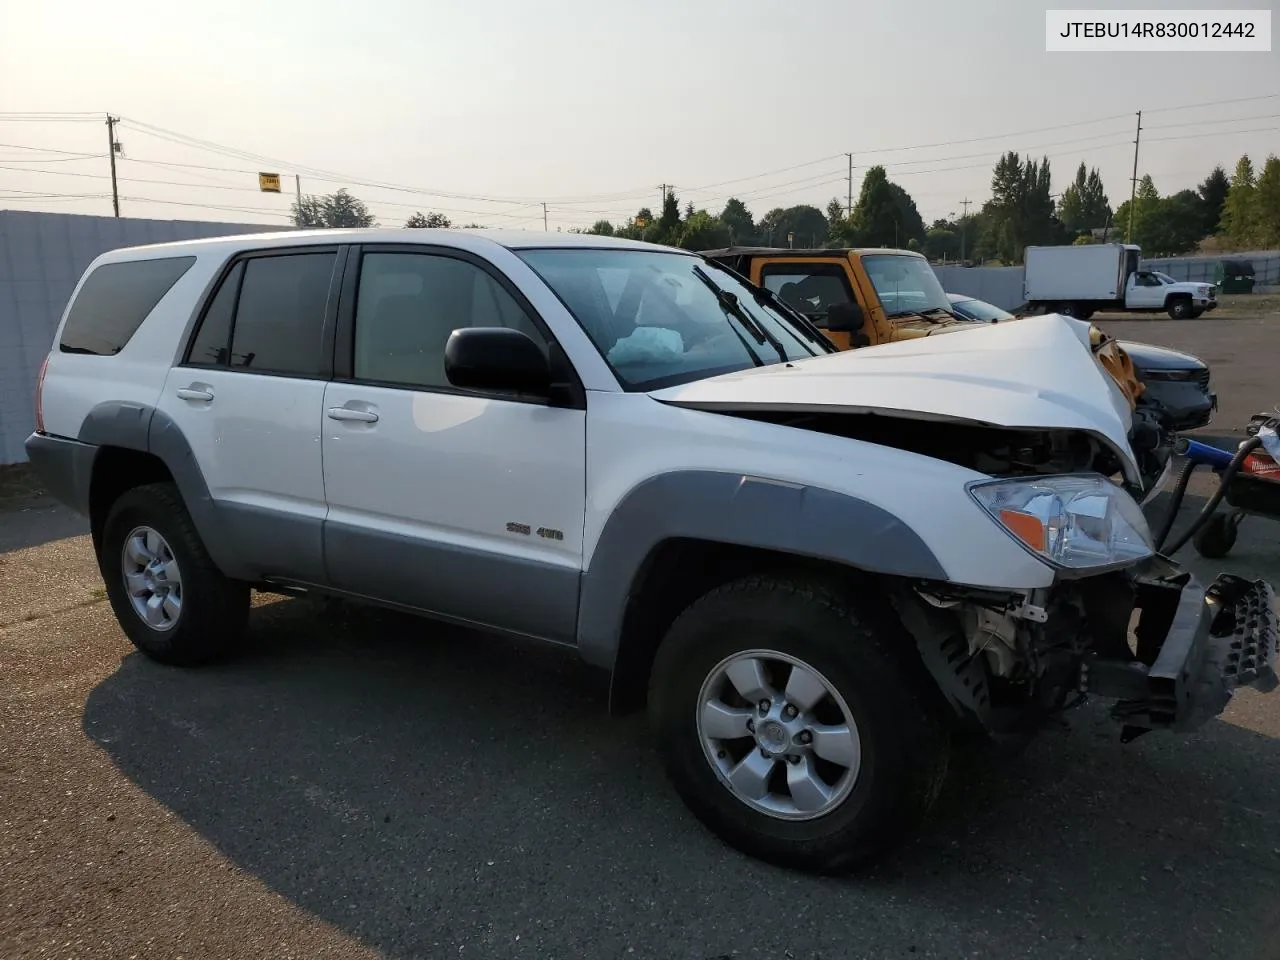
1144;111;1280;132
0;141;102;157
1142;92;1280;115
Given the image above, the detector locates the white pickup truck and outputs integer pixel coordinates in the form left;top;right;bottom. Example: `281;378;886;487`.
1024;243;1217;320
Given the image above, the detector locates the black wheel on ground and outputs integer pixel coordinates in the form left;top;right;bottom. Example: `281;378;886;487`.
647;574;950;874
1193;512;1238;559
1057;302;1079;317
99;481;250;665
1168;297;1193;320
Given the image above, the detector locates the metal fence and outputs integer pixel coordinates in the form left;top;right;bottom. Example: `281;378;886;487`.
0;210;291;465
935;250;1280;313
1141;251;1280;287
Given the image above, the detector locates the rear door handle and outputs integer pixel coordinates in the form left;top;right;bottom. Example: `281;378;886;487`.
327;406;379;423
176;386;214;402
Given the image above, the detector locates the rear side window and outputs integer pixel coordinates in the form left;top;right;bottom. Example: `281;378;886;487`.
183;251;336;377
186;261;242;367
59;256;196;355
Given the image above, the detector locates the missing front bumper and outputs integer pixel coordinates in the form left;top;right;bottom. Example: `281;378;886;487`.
1085;560;1277;736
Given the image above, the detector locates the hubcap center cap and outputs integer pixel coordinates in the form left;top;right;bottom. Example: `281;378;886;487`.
757;719;789;754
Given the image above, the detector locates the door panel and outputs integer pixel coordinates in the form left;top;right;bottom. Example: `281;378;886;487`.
321;383;586;640
158;369;328;582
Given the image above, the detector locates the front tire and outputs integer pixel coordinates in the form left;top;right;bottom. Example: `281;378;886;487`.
648;575;950;874
99;482;250;665
1168;297;1193;320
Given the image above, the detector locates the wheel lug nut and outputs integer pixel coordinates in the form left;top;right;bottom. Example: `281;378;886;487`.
798;731;812;745
758;699;770;714
783;705;798;719
746;718;755;732
787;755;801;765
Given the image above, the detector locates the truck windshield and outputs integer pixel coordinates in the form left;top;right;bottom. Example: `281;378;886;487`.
862;255;953;317
517;247;821;390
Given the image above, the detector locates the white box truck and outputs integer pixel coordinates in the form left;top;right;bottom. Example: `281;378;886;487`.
1024;243;1217;320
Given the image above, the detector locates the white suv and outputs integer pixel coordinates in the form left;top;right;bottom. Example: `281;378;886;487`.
26;228;1278;873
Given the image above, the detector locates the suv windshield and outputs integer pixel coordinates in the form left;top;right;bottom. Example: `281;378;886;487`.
862;254;952;317
517;248;822;390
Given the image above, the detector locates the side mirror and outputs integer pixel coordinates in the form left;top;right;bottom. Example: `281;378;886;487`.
825;301;864;333
445;327;551;395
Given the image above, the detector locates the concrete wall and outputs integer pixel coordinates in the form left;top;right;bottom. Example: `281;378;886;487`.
933;265;1026;311
0;210;290;464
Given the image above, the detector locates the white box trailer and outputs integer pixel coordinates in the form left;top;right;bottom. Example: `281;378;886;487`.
1024;243;1217;320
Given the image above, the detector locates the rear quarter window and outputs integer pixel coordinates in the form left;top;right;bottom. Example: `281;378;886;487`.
58;256;197;355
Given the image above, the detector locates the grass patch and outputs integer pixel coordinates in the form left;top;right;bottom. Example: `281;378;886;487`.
0;464;47;507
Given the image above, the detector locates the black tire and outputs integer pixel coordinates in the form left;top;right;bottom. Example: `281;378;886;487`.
647;575;950;874
99;482;250;665
1168;297;1193;320
1193;512;1237;559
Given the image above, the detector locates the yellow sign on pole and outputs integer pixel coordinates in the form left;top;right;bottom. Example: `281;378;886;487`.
258;172;282;193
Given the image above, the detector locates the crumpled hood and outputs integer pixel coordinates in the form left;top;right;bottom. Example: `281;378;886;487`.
651;313;1140;482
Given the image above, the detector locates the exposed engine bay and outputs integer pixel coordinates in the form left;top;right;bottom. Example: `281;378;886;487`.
733;409;1138;490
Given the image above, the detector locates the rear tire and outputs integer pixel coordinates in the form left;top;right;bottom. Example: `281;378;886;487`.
647;574;950;874
99;482;250;665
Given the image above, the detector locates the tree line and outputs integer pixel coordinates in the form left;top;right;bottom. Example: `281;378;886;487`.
290;151;1280;263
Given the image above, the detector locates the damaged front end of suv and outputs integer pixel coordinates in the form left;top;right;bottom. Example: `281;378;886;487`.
654;312;1278;745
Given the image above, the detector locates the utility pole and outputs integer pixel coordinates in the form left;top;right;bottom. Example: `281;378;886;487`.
845;153;853;218
105;114;120;217
542;202;548;231
1126;110;1142;243
959;197;971;263
295;174;302;225
659;183;669;210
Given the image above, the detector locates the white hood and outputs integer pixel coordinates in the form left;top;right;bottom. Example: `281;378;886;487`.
651;313;1140;482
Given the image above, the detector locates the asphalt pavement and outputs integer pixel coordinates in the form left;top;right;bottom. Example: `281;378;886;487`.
3;313;1280;960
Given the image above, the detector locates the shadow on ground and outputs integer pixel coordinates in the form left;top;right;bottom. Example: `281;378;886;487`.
84;595;1280;960
0;496;88;554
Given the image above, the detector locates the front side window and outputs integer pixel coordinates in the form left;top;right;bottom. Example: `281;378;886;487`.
861;254;951;317
60;256;195;355
351;251;543;390
759;263;856;324
518;248;821;391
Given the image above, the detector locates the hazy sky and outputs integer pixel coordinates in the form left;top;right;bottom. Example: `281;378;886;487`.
1;0;1276;231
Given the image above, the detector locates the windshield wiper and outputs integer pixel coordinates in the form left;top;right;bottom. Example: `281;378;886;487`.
886;306;953;323
691;265;788;364
746;285;826;346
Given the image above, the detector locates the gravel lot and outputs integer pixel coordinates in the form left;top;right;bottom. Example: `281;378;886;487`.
4;311;1280;960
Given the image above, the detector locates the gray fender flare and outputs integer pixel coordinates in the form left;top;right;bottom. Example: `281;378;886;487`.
575;470;948;672
77;401;248;579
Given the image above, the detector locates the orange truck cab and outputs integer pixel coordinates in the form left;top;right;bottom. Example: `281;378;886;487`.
701;246;1145;411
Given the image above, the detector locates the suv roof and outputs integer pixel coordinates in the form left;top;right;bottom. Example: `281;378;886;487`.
700;246;926;259
89;227;681;263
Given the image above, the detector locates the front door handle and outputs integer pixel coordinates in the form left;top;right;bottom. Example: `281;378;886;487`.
176;386;214;402
327;406;379;423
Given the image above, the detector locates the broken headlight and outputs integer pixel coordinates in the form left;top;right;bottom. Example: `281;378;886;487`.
967;474;1153;570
